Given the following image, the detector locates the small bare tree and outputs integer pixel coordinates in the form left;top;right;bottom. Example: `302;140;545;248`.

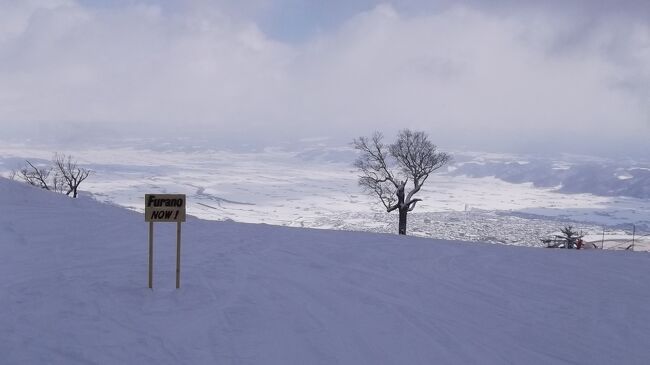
353;129;451;235
53;153;91;198
51;170;67;194
18;160;53;190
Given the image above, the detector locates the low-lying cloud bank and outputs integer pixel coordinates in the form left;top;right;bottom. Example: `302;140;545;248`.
0;1;648;156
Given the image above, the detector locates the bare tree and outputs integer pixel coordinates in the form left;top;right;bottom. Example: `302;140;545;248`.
53;153;91;198
51;170;67;194
353;129;451;235
18;160;53;190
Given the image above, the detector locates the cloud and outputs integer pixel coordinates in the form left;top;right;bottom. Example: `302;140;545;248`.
0;1;648;155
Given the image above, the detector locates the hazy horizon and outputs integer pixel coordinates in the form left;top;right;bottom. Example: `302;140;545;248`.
1;1;648;157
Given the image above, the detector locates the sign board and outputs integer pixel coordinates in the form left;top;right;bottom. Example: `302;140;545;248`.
145;194;186;222
145;193;186;289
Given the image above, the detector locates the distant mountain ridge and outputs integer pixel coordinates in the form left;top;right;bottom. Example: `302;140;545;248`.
451;158;650;199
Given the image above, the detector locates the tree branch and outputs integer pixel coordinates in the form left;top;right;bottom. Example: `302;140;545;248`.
20;160;51;190
406;198;422;211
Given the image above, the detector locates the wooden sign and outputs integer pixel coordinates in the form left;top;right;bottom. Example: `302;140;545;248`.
145;194;186;222
145;194;186;289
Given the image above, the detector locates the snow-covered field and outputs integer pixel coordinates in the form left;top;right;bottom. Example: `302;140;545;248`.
1;177;649;364
1;142;648;248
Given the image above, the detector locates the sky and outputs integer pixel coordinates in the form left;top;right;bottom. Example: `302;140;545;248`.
0;0;648;156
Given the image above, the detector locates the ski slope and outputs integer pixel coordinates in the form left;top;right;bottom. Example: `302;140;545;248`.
1;177;649;364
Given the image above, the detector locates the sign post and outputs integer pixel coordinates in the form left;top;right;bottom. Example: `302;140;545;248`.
176;221;181;288
145;194;186;289
149;221;154;288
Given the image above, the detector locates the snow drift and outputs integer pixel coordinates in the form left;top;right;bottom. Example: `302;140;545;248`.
1;177;649;364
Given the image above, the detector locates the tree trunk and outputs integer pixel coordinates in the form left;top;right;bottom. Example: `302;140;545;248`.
395;181;408;235
398;208;407;235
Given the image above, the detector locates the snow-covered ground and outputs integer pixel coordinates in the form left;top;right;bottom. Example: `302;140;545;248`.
1;177;649;364
1;142;648;248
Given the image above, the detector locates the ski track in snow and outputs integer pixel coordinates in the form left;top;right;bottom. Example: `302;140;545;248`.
1;177;650;364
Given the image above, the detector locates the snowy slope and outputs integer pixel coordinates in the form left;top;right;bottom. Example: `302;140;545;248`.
1;177;649;364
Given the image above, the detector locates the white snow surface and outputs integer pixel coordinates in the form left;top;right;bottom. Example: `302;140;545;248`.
1;177;650;364
3;144;650;238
